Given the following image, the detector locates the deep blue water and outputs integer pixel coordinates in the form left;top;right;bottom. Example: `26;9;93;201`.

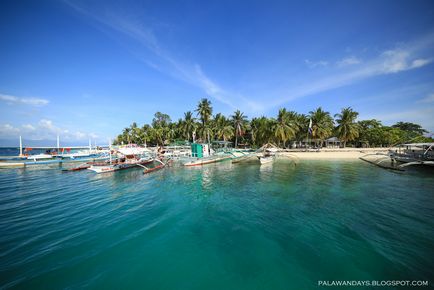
0;160;433;289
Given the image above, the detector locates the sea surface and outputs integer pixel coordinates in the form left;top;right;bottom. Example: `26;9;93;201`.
0;159;433;289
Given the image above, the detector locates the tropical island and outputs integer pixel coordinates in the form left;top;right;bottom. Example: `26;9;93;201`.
114;98;432;150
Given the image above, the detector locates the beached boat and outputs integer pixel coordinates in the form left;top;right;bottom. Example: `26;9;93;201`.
389;143;434;167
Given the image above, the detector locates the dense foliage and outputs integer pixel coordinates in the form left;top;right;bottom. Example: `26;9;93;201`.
114;98;432;148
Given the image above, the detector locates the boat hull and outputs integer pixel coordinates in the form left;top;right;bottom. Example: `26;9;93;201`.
183;156;231;167
88;159;153;173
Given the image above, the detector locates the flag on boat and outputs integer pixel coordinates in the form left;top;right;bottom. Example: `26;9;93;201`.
308;119;313;135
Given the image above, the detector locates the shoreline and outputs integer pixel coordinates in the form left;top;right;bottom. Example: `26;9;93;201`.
279;148;391;160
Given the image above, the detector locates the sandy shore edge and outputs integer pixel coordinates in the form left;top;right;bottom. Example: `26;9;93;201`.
279;148;391;160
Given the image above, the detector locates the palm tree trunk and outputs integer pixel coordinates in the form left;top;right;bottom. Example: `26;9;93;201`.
235;129;238;148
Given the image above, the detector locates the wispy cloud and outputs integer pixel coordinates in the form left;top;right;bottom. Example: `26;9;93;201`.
417;93;434;103
305;59;328;68
336;56;361;67
267;37;434;108
64;1;241;110
0;93;49;106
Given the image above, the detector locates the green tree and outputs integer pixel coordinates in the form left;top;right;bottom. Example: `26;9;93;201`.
231;110;248;148
181;111;197;142
309;107;334;146
334;107;360;147
196;98;213;144
273;108;297;147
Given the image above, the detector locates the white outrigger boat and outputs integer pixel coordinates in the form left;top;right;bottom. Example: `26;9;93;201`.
87;144;153;173
360;142;434;170
258;155;275;164
389;143;434;168
257;147;278;165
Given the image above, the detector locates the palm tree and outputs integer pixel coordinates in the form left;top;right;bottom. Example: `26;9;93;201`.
214;113;234;142
231;110;248;148
309;107;334;146
334;107;359;147
273;108;297;148
122;128;131;144
196;98;213;144
251;116;272;147
182;111;196;142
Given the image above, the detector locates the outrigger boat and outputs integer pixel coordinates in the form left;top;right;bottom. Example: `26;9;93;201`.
389;143;434;167
258;155;275;164
26;153;55;161
183;155;231;167
87;144;153;173
182;142;232;166
257;147;277;165
360;142;434;170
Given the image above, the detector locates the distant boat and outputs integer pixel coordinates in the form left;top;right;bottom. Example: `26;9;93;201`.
58;150;96;159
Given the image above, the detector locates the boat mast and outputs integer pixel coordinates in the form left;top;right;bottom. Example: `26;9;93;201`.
109;138;112;165
19;135;23;156
88;139;91;152
57;135;60;153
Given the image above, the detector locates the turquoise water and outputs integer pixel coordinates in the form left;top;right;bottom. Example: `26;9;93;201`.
0;160;433;289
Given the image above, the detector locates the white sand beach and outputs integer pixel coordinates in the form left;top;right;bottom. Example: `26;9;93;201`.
280;148;391;160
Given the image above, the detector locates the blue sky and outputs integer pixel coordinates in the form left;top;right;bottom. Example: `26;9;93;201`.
1;0;433;144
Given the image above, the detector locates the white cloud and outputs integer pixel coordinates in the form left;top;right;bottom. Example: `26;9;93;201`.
0;124;20;136
0;119;100;141
379;49;432;74
411;58;432;68
336;56;361;67
22;124;36;131
305;59;328;68
417;93;434;103
0;93;49;106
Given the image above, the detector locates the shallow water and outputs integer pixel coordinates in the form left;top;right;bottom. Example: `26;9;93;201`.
0;160;433;289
